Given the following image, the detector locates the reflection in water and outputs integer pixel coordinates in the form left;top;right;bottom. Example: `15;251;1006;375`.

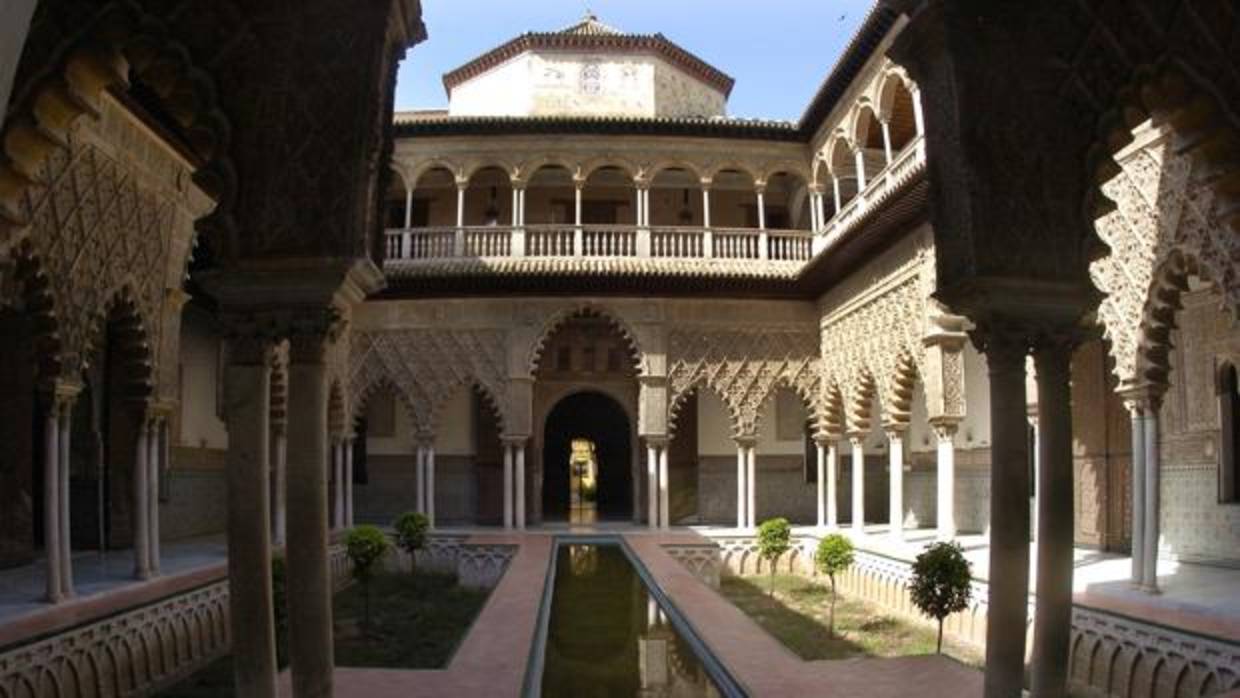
542;545;720;698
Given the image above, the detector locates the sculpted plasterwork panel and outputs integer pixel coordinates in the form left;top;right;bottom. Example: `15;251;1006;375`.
350;328;510;435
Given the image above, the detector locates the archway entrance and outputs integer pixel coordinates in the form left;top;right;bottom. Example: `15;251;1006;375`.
543;392;632;522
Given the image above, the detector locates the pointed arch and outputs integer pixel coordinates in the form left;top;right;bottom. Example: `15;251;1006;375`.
350;374;418;435
82;286;155;400
427;379;507;437
751;374;823;436
526;303;645;377
883;349;921;428
4;242;64;379
668;379;741;440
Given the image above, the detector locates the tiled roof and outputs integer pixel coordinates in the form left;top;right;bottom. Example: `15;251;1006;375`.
393;113;801;141
559;12;623;36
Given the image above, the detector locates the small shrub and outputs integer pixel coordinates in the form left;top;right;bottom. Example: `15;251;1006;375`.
345;525;392;634
756;518;792;597
814;533;854;637
909;541;973;654
393;511;430;574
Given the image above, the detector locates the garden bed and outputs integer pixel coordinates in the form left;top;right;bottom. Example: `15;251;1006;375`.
157;571;489;696
719;574;982;666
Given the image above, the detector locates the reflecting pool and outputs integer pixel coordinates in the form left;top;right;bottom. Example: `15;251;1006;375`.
540;544;722;697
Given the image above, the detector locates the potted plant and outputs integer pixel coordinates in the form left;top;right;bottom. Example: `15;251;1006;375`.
344;525;391;635
813;533;854;638
755;517;792;597
393;511;430;574
909;541;973;654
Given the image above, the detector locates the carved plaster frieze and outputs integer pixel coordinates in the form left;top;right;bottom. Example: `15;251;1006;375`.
350;328;510;435
667;327;821;437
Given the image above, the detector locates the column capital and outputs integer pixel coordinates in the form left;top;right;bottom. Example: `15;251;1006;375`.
699;177;713;190
454;177;469;191
929;418;960;441
812;433;837;448
509;176;527;190
1120;384;1166;415
753;181;767;195
733;435;757;448
846;432;866;448
883;423;909;439
807;183;825;196
500;434;530;447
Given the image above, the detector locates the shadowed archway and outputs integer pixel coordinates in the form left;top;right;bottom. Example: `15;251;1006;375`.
542;391;632;522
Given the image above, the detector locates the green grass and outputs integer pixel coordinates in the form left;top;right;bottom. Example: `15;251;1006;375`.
720;574;982;666
155;572;489;696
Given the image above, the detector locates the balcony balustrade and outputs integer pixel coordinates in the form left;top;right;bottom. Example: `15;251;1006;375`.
383;135;925;270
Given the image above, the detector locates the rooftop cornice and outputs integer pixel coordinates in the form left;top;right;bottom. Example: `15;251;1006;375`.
393;113;801;141
442;30;735;97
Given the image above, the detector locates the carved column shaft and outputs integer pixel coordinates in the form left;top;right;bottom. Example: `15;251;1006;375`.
849;435;865;532
222;335;278;698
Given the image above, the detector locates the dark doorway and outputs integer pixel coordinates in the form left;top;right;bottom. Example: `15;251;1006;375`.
543;392;632;521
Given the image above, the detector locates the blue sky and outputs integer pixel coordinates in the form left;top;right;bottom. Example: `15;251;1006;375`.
395;0;875;122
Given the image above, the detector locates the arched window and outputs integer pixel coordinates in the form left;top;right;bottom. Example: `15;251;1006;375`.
1219;363;1240;503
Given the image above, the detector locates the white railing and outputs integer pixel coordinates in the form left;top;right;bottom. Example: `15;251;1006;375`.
384;224;813;263
816;135;927;255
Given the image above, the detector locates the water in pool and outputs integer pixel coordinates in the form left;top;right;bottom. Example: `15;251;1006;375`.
540;544;721;697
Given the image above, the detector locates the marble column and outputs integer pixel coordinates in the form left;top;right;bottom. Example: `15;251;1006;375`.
415;444;426;515
515;440;526;530
503;441;514;530
42;399;62;602
223;337;278;698
881;120;894;164
148;414;162;576
735;441;746;529
853;148;867;190
426;445;437;527
701;184;712;229
825;439;839;528
746;443;757;529
658;443;670;531
815;191;827;231
1031;339;1076;698
831;176;842;213
133;413;152;580
647;442;659;529
344;438;354;527
887;426;906;540
57;395;75;598
849;435;865;533
815;439;826;528
403;185;413;229
980;331;1031;698
272;424;288;546
1126;399;1146;587
331;439;344;529
1141;393;1163;592
285;332;335;698
933;421;958;540
756;186;767;230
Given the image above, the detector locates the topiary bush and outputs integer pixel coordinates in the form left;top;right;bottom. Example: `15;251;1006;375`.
345;525;392;634
755;517;792;597
393;511;430;574
813;533;854;637
909;541;973;653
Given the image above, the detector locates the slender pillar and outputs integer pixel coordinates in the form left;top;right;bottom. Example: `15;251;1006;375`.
1031;339;1077;698
826;440;839;528
518;188;526;227
1030;414;1040;541
816;439;826;528
701;185;712;229
756;187;766;229
647;443;658;529
455;182;466;229
735;442;746;529
815;191;827;230
416;446;426;515
285;331;335;698
658;444;670;531
887;427;906;540
222;337;278;698
1142;396;1162;592
1127;399;1146;586
148;415;162;575
511;189;520;227
426;445;436;527
831;175;842;213
880;120;894;164
933;422;958;540
503;442;514;530
43;402;62;602
515;441;526;530
133;415;152;580
272;424;288;546
57;397;74;597
403;185;413;229
332;440;344;529
980;330;1031;698
911;87;925;136
850;435;865;533
746;444;757;529
853;149;867;190
344;438;354;527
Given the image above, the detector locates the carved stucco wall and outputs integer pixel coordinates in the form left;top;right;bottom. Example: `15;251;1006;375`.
817;226;947;435
5;92;209;400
